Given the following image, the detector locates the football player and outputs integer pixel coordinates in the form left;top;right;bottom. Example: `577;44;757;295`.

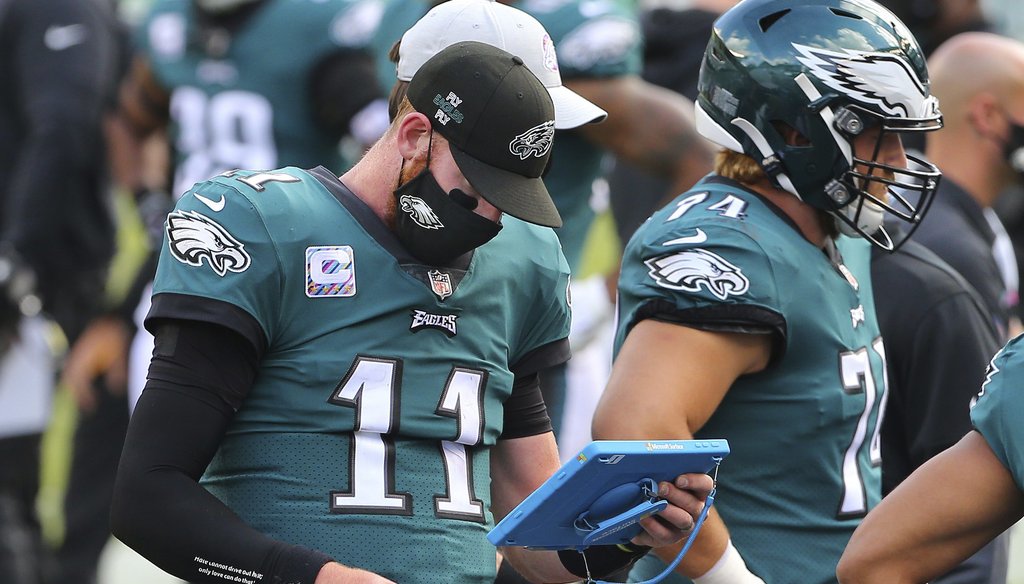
837;333;1024;583
109;42;715;584
592;0;943;582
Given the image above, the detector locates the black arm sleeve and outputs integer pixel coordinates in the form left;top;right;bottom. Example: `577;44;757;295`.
500;338;572;439
500;372;552;439
110;320;333;584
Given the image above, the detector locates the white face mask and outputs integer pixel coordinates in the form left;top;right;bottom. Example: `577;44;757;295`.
194;0;259;13
834;197;885;239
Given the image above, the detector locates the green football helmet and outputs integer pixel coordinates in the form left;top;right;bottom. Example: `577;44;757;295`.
695;0;942;250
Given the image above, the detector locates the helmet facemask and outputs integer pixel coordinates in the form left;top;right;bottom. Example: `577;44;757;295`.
821;103;942;251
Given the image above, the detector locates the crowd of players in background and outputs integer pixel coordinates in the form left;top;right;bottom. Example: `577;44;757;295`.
3;0;1024;582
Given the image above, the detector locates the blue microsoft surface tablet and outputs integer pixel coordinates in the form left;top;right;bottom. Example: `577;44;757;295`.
488;439;729;551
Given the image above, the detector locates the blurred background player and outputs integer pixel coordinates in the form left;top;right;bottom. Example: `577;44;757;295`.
593;0;943;582
0;0;123;582
607;0;739;246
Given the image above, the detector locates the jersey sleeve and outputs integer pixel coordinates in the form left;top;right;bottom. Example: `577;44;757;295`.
147;176;283;350
621;222;785;337
970;335;1024;491
510;232;572;370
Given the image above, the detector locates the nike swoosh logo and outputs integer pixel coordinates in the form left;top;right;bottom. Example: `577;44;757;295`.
194;192;226;212
662;229;708;246
44;24;87;51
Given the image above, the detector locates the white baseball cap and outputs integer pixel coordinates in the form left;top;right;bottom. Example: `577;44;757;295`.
397;0;608;129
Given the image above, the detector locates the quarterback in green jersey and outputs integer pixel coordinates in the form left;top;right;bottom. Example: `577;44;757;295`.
840;333;1024;583
110;42;714;584
593;0;944;583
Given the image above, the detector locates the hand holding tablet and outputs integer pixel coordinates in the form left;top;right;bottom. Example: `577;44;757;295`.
489;440;729;552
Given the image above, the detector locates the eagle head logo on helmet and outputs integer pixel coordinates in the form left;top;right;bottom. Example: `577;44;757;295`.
166;210;251;276
793;43;938;120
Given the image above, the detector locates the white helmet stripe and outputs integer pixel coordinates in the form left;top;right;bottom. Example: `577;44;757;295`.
730;117;801;199
795;73;853;164
695;101;744;153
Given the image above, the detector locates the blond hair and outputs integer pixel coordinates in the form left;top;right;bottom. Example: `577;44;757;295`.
715;149;766;184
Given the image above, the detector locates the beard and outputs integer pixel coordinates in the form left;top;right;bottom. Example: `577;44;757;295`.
386;156;429;230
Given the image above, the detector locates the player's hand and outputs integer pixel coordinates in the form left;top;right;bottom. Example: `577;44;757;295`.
314;561;396;583
61;315;130;412
632;473;715;548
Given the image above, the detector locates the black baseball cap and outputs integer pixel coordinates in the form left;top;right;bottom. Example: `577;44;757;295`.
407;41;561;228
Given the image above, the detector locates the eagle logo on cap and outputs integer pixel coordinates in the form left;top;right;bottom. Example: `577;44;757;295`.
399;194;444;229
509;120;555;160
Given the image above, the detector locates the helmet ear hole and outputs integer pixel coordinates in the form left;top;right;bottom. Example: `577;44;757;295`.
772;121;810;146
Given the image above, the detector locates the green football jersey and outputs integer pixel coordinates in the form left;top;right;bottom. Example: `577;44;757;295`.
368;0;642;271
619;176;885;584
149;167;571;583
137;0;365;197
971;334;1024;491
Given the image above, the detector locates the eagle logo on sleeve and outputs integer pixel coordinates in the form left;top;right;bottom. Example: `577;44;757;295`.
645;248;749;300
166;210;252;276
399;195;444;229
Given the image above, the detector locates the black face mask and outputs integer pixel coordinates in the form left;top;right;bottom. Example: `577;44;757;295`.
1004;122;1024;179
392;168;502;265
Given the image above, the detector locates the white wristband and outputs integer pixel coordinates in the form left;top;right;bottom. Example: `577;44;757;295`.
693;540;765;584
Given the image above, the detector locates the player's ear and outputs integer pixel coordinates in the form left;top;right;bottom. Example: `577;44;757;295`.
395;112;432;162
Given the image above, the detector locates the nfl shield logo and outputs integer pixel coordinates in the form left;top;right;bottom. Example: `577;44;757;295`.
428;269;453;300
